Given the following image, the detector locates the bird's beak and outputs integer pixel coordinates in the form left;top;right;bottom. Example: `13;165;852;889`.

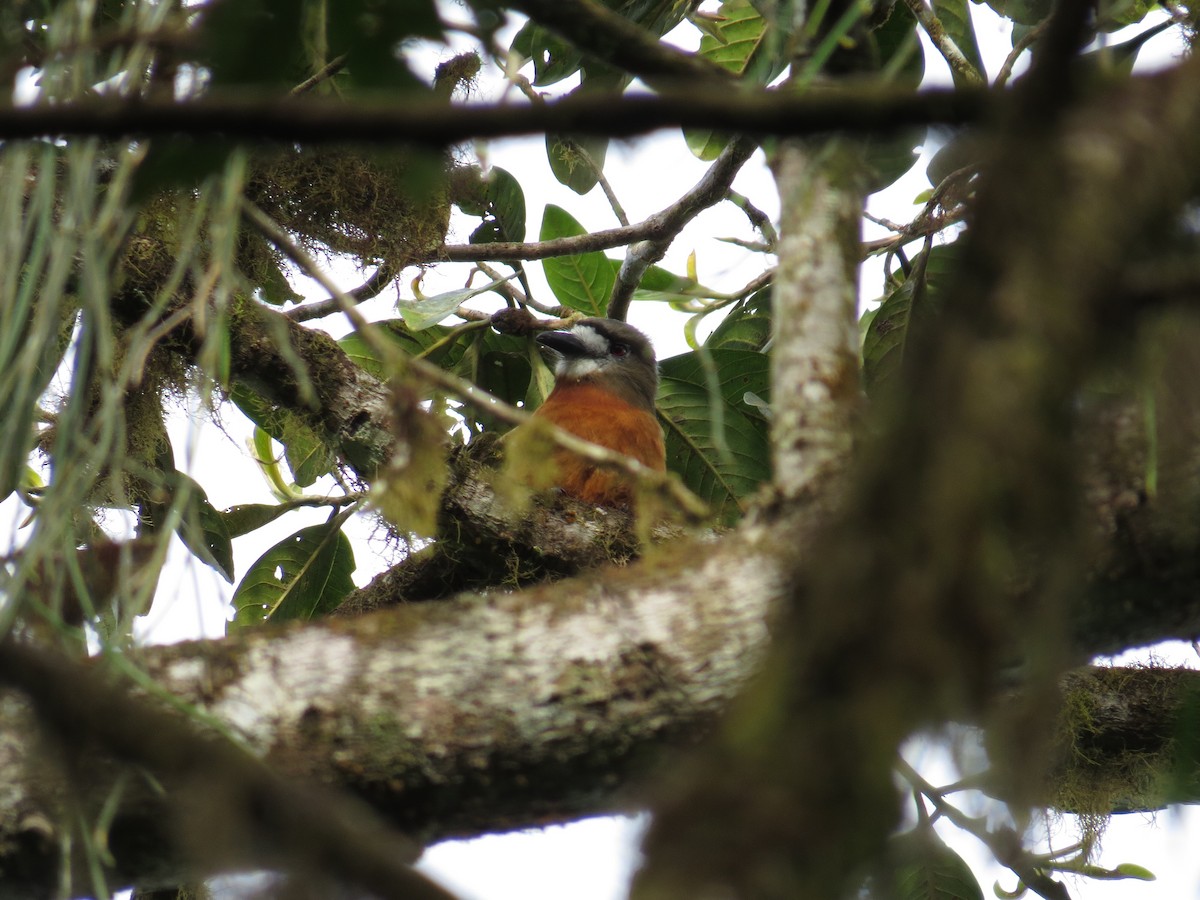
536;330;588;358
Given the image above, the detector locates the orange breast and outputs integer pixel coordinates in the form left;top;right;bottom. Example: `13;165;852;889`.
530;382;665;506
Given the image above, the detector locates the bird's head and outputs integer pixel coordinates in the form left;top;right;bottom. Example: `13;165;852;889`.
536;318;659;412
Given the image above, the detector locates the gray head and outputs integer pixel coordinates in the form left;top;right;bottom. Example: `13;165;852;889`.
536;318;659;411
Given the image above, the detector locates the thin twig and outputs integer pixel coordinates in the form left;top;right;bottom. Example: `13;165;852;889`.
290;54;348;96
725;189;778;249
574;140;630;227
897;760;1073;900
285;264;396;322
996;19;1049;88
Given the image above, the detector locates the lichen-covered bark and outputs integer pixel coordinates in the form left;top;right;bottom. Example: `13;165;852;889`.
768;140;864;499
0;522;789;896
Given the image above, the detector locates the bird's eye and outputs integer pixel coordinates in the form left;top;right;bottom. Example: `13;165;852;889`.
611;343;630;358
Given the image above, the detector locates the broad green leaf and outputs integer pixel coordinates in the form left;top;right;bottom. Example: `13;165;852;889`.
632;265;724;304
684;129;733;162
481;166;526;243
231;385;336;487
397;276;514;331
685;0;782;159
985;0;1053;28
173;473;234;583
222;502;296;538
695;0;777;79
460;165;528;245
339;321;532;429
657;350;771;524
932;0;985;85
546;134;609;195
457;329;535;419
230;522;356;627
1096;0;1154;29
198;0;309;88
707;288;772;351
888;828;985;900
863;132;923;195
511;21;584;86
862;242;962;395
540;205;615;316
325;0;437;90
873;0;925;87
339;320;459;378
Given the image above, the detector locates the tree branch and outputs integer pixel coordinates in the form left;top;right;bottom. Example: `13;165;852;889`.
608;136;757;320
0;86;990;145
0;640;455;900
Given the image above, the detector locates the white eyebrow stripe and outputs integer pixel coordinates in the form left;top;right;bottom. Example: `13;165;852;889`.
572;325;609;357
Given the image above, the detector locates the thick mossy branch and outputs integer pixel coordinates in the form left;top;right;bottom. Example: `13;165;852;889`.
243;146;450;275
1050;667;1200;814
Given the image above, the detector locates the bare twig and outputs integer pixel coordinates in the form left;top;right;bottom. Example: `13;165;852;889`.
726;189;778;249
573;140;631;226
996;19;1050;88
290;54;348;96
608;137;758;321
897;760;1073;900
285;265;396;322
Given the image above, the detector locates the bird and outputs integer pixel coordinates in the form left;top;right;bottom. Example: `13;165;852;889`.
518;317;666;507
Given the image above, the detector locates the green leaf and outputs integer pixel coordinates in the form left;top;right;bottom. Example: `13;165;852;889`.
657;350;771;524
198;0;309;88
230;522;356;627
231;386;336;487
985;0;1053;28
546;134;609;196
932;0;985;85
510;21;584;86
221;502;296;538
695;0;777;79
339;319;457;378
631;265;723;304
325;0;437;91
130;140;236;203
540;205;615;316
466;166;526;244
684;130;733;162
685;0;782;159
862;242;962;395
1110;863;1156;881
397;275;514;331
173;473;235;583
873;0;925;87
888;828;985;900
707;288;772;351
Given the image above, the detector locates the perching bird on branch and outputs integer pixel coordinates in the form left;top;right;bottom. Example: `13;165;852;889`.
521;317;666;508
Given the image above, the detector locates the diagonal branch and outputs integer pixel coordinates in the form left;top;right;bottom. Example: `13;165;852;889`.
608;136;758;320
